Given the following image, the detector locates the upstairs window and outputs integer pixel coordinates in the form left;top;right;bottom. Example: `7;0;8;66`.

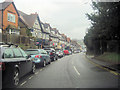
8;13;16;23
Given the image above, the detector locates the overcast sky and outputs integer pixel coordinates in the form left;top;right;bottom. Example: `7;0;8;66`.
0;0;94;40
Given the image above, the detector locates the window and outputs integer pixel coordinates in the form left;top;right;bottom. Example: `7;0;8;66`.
19;48;27;58
13;48;23;58
40;49;47;54
25;50;39;55
4;48;14;58
8;13;15;23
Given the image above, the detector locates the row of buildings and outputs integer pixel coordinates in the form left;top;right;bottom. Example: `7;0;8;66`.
0;1;81;50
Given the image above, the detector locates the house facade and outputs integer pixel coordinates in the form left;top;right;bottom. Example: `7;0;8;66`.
50;28;59;48
40;22;50;48
0;1;19;34
18;14;29;36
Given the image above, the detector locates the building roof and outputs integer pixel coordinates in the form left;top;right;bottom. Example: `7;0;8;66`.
18;10;28;16
18;10;29;27
23;14;38;28
0;2;11;10
0;1;19;16
44;23;50;28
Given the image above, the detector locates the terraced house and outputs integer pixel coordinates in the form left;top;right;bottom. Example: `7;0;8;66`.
18;10;29;36
0;1;19;34
21;12;42;38
50;28;59;48
40;22;51;48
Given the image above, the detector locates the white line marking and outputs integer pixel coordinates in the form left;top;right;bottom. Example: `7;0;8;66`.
40;69;42;71
29;76;33;80
73;66;80;76
20;81;27;86
35;72;39;75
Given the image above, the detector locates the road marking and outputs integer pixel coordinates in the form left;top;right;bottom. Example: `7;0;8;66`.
20;81;27;86
40;69;42;71
35;72;39;75
73;66;80;76
29;76;33;80
86;57;120;76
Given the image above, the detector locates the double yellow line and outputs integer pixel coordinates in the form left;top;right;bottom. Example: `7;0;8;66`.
86;56;120;76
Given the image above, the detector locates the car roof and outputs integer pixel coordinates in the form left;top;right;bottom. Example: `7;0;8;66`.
26;49;43;51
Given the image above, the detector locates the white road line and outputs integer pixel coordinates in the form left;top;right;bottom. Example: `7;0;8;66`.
73;66;80;76
40;69;42;71
20;81;27;86
35;72;39;75
29;76;33;80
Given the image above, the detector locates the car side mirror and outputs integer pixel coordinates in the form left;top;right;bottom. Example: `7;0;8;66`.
26;55;31;59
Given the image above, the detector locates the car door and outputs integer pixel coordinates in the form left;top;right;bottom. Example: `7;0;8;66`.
2;48;16;82
19;48;32;74
40;49;47;63
12;48;28;77
43;50;50;63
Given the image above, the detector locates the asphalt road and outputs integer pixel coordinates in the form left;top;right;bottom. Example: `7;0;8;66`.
17;53;119;88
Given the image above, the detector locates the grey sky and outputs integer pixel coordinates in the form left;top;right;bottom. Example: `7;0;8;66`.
0;0;93;40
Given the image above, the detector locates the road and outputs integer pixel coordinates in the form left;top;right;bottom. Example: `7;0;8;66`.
17;53;119;88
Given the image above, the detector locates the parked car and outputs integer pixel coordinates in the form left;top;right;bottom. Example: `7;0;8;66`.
55;49;64;58
44;48;58;61
63;50;70;55
0;44;35;88
25;49;51;67
68;50;72;55
74;50;80;53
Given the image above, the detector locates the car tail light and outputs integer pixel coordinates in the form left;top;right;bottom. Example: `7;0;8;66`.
35;55;42;58
0;62;5;71
50;52;53;55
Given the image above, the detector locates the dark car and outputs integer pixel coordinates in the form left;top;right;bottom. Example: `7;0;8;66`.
0;44;35;88
25;49;51;67
55;49;64;58
44;48;58;61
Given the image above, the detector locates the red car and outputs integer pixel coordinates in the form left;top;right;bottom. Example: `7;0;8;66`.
63;50;69;55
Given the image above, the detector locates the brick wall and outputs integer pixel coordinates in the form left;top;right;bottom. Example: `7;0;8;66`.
3;3;18;30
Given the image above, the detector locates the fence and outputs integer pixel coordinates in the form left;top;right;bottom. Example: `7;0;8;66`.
2;33;37;50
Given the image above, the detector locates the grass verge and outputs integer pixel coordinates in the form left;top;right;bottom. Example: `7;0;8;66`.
94;52;120;64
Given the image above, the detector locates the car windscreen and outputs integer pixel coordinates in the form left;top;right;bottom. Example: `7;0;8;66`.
44;48;50;50
25;50;39;55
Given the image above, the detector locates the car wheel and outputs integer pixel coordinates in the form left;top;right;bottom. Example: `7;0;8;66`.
43;60;46;67
56;56;58;60
54;57;56;61
11;69;19;87
31;63;36;74
48;60;51;64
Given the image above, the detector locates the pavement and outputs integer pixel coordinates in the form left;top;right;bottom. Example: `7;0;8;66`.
14;53;119;88
86;55;120;74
